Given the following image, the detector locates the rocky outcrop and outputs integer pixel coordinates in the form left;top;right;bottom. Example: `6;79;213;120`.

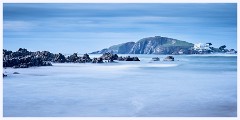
33;51;55;61
67;53;79;62
82;54;92;63
65;53;92;63
100;52;118;62
3;48;142;69
92;57;103;63
4;55;53;68
91;36;194;54
117;56;140;61
54;53;66;63
3;48;53;68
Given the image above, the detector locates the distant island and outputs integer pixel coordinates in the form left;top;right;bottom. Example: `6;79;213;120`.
91;36;237;55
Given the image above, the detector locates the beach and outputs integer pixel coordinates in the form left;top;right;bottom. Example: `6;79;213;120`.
3;54;237;117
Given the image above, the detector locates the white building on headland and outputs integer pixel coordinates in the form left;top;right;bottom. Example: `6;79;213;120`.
194;43;211;51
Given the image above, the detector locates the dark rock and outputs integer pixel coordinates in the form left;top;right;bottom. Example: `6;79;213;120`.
226;49;237;54
3;73;7;77
3;48;53;68
67;53;79;62
92;57;103;63
117;56;124;61
92;58;97;63
100;52;118;62
152;57;160;61
118;56;140;61
133;57;140;61
11;51;21;57
9;48;31;58
73;53;93;63
125;56;133;61
31;57;42;66
18;48;30;55
33;51;55;61
82;53;92;62
97;58;103;63
3;49;12;56
83;53;90;59
163;56;174;61
3;48;142;69
13;72;20;74
219;45;226;52
54;53;66;63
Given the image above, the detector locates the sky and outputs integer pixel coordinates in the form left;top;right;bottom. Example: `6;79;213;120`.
3;3;237;54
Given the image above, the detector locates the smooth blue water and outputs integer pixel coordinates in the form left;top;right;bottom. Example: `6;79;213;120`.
3;54;237;117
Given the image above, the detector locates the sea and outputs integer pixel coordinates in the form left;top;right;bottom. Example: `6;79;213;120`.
3;54;237;117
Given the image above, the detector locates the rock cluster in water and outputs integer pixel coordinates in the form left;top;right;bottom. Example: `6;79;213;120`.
3;48;140;68
150;56;175;61
117;56;140;61
3;48;53;68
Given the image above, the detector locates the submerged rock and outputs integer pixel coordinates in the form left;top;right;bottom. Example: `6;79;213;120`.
152;57;160;61
13;72;20;74
163;56;174;61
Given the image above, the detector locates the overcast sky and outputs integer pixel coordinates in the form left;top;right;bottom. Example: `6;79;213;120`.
3;3;237;54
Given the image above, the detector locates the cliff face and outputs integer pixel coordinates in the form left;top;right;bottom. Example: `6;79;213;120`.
91;36;194;54
109;42;135;54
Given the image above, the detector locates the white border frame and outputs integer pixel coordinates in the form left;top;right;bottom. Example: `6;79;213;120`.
1;0;239;120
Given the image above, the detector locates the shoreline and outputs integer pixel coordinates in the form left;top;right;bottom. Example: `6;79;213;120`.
3;48;237;69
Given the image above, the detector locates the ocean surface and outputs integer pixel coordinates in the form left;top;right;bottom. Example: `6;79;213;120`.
3;54;237;117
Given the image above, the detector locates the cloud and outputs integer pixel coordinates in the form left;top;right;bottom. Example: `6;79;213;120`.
4;3;237;20
3;3;237;53
2;16;203;33
3;21;37;31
